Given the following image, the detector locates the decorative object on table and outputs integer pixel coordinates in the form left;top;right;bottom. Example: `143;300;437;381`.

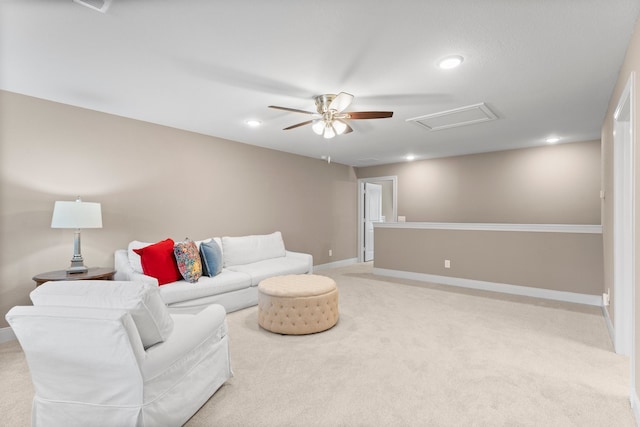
50;196;102;274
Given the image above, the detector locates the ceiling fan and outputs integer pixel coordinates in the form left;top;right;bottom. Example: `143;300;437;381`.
269;92;393;139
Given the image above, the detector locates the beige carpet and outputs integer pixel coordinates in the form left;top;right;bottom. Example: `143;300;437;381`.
0;263;635;426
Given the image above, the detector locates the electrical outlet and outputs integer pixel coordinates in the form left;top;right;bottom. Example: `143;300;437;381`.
444;259;451;268
329;249;333;257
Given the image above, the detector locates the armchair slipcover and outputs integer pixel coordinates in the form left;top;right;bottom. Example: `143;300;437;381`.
6;280;232;427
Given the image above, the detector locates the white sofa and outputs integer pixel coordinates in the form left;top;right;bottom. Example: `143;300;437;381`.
6;280;232;427
115;231;313;314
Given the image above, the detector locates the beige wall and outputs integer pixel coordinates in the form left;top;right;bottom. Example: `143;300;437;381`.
357;140;601;224
0;91;358;328
374;227;603;295
600;16;640;395
358;139;603;300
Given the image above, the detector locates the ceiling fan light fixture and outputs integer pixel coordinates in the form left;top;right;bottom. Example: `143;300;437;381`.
332;119;348;135
312;120;325;135
323;125;336;139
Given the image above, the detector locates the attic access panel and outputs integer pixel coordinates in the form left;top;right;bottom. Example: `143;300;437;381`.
407;103;497;131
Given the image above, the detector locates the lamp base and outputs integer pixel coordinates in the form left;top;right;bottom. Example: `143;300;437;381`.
66;260;88;274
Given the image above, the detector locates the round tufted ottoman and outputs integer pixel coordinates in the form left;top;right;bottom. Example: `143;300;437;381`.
258;274;339;335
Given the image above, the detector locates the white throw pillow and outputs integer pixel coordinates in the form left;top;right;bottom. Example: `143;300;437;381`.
30;281;174;349
222;231;286;267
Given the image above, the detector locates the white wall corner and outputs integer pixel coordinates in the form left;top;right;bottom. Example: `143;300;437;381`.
0;326;16;344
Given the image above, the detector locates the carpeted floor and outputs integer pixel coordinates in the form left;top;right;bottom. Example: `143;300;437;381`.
0;262;635;426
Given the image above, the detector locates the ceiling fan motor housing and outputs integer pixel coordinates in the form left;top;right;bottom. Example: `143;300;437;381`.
315;94;337;114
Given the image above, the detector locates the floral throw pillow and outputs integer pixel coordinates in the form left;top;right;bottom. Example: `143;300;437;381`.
173;239;202;283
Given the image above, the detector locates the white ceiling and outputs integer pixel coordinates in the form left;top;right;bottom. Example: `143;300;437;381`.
1;0;639;167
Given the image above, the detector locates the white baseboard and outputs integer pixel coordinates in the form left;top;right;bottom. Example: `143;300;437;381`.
0;327;16;343
314;258;358;271
373;268;603;307
631;388;640;427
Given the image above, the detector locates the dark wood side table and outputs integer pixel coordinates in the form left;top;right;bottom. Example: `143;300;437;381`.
32;267;116;287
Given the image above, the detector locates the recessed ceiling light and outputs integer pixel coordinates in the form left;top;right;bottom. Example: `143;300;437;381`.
406;154;416;161
438;55;464;70
245;120;261;127
545;136;560;144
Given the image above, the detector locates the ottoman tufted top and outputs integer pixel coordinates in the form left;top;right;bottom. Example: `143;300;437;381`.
258;274;336;297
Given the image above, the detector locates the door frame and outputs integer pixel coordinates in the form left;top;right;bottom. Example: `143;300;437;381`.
357;176;398;263
612;72;635;374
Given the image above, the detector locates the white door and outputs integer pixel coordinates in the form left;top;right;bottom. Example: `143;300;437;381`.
364;183;382;262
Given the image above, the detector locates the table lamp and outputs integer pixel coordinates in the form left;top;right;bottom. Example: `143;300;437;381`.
51;196;103;274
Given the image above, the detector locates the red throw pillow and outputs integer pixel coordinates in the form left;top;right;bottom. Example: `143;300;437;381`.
133;238;181;285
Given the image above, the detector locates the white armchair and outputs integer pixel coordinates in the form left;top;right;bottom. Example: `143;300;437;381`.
6;280;232;427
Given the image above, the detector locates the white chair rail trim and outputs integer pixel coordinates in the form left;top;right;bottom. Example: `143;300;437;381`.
374;222;602;234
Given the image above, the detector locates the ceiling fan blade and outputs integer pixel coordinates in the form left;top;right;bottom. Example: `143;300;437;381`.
345;111;394;120
328;92;354;112
269;105;316;115
283;120;314;130
343;122;354;134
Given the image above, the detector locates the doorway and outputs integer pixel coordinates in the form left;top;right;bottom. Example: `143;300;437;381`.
612;72;635;358
357;176;398;263
364;183;382;262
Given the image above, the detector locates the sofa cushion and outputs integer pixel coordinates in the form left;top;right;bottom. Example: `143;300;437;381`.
158;270;252;305
30;280;174;349
200;239;223;277
174;240;202;283
134;239;181;285
222;231;286;267
128;240;152;274
227;255;311;286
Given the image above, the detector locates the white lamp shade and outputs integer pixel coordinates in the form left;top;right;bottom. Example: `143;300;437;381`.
51;201;103;229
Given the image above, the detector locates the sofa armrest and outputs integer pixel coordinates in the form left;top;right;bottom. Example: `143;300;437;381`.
114;249;160;286
285;251;313;274
142;304;228;379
